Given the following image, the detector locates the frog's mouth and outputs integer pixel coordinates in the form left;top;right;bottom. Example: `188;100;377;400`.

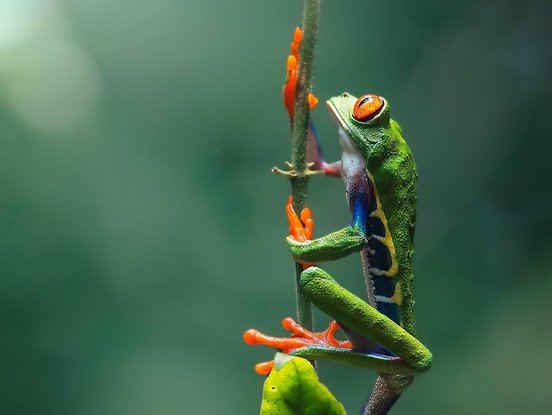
326;99;348;131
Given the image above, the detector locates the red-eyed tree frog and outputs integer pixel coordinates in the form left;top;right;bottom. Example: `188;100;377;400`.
244;28;432;413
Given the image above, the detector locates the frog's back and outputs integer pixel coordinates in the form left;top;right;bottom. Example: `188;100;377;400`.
365;119;417;335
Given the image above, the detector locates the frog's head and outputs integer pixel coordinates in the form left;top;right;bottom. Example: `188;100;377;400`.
327;92;391;154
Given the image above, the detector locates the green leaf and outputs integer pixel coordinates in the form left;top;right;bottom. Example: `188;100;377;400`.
260;353;347;415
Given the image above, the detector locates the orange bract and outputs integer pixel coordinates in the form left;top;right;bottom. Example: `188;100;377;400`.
290;27;302;57
283;27;318;122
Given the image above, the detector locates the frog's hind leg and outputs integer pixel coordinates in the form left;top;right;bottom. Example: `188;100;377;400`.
297;266;432;375
338;322;394;356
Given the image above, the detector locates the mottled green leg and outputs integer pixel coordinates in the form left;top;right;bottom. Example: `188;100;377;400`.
287;226;367;264
292;267;432;376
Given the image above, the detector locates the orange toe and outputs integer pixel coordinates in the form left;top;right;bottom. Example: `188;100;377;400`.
244;318;352;374
286;196;314;242
255;360;275;375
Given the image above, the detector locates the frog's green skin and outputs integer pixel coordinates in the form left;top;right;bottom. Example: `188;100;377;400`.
288;93;432;412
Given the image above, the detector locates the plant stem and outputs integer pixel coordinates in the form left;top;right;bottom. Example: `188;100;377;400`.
290;0;320;331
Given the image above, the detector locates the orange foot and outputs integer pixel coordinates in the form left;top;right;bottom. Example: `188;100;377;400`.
283;27;318;124
243;318;352;374
286;195;316;269
286;195;313;242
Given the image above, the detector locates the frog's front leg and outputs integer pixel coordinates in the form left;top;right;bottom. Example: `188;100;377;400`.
306;124;342;177
286;196;367;264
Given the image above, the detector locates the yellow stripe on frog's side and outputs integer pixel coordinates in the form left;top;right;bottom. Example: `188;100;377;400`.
389;282;402;305
367;172;399;278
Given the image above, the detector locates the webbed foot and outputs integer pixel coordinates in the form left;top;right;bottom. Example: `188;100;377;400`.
243;318;352;374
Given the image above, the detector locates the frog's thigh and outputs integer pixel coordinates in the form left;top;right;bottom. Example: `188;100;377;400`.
300;267;431;373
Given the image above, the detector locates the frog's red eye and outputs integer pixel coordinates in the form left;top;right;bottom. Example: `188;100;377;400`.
352;94;384;123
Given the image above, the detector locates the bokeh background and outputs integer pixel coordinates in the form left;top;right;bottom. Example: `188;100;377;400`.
1;0;551;414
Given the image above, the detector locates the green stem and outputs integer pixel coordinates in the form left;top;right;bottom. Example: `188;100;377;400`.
290;0;320;332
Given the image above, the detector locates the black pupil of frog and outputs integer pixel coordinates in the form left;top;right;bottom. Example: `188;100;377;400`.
359;96;374;107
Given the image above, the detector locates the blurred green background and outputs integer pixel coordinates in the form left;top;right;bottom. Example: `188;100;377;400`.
1;0;551;414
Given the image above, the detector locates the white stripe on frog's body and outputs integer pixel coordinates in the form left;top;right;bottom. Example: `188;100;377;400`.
339;126;363;189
